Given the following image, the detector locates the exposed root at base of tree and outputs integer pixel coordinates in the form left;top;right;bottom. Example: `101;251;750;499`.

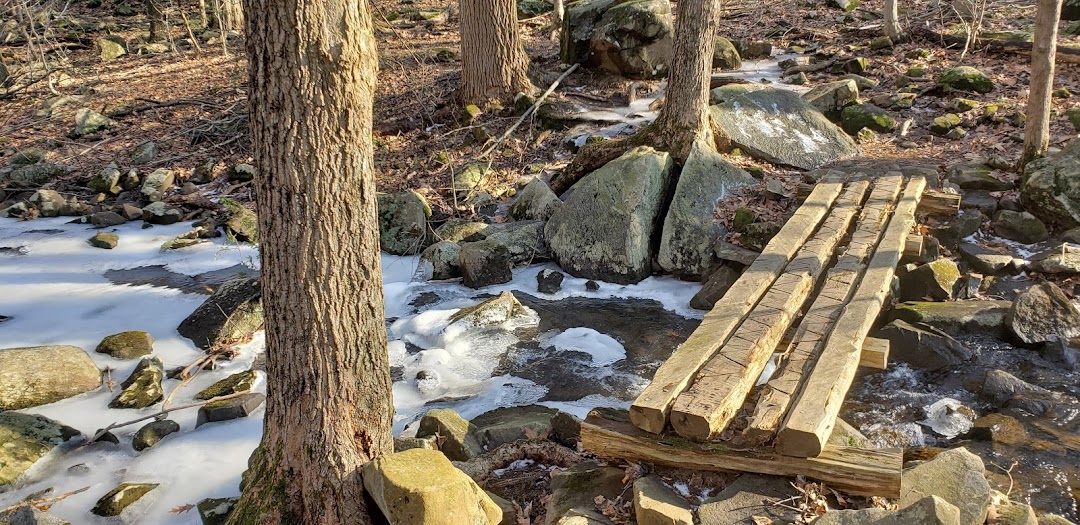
453;440;584;483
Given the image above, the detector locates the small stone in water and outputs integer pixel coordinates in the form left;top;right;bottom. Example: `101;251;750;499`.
89;231;119;249
537;269;564;294
585;280;599;291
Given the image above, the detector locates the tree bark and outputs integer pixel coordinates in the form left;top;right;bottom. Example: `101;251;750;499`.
884;0;903;42
226;0;393;521
552;0;564;40
651;0;721;162
459;0;533;104
207;0;244;31
1022;0;1064;168
146;0;165;42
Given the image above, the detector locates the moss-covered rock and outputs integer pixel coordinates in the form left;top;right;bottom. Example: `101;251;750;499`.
900;259;961;301
89;163;122;194
98;35;127;61
196;392;266;427
377;191;430;255
88;231;119;249
221;198;258;243
888;300;1011;335
840;103;897;134
70;108;114;138
713;36;741;70
0;412;80;486
197;497;239;525
0;345;101;411
802;79;859;118
742;221;782;251
177;277;262;349
194;370;257;400
509;178;562;222
930;113;963;135
110;357;164;409
91;483;159;517
937;66;994;93
132;419;180;451
95;330;154;359
418;241;461;280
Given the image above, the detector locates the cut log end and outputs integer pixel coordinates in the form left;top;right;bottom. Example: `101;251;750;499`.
775;426;828;458
669;409;714;442
629;404;666;435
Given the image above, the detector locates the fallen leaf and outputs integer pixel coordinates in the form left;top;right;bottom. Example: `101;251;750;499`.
170;504;196;514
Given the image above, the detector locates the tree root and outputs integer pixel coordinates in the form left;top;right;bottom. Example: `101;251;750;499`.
453;440;584;483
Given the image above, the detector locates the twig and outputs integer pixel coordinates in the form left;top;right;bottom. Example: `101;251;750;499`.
106;97;220;118
179;7;203;55
86;391;249;444
0;486;90;513
477;63;579;159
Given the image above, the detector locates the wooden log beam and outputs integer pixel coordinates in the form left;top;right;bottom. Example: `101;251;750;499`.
629;181;845;434
743;175;902;444
581;409;903;498
917;190;960;216
860;337;889;369
669;182;869;441
776;176;927;458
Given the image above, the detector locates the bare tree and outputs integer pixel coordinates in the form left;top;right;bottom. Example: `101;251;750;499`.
459;0;533;104
146;0;164;41
206;0;244;31
1023;0;1065;167
884;0;903;42
225;0;393;521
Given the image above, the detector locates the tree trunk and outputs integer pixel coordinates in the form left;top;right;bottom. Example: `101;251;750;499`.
226;0;393;521
552;0;564;40
207;0;244;31
459;0;533;104
884;0;903;42
1022;0;1064;168
146;0;165;42
651;0;721;162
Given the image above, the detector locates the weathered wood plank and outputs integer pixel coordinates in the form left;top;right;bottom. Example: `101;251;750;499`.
860;337;889;369
581;409;903;498
917;189;961;216
776;176;927;458
629;181;845;434
743;175;904;443
668;182;869;441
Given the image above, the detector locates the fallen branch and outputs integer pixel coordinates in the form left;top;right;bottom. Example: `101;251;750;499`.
477;63;579;159
0;486;90;513
107;98;223;119
87;391;249;444
914;26;1080;63
452;440;583;483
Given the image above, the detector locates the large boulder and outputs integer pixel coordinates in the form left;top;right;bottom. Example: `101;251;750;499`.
418;241;462;280
713;37;741;70
562;0;674;79
416;408;482;461
900;447;991;525
936;66;994;93
485;221;549;264
377;191;430;255
991;210;1049;244
874;320;974;370
177;277;263;349
709;85;859;170
1021;138;1080;228
657;140;754;278
888;300;1011;335
0;412;80;486
546;147;673;284
362;448;502;525
1006;282;1080;345
0;345;101;410
469;405;558;449
459;239;514;288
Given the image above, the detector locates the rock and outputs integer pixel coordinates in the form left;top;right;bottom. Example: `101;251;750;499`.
5;162;72;188
828;418;868;449
88;231;119;249
141;201;183;225
844;57;869;74
1042;336;1080;370
698;474;799;524
518;0;552;17
937;66;993;93
875;320;973;370
195;392;265;427
657;139;754;277
689;265;739;310
992;210;1049;244
470;405;557;449
900;259;960;301
110;357;164;409
91;483;158;517
132;419;180;451
221;198;258;242
434;219;490;243
1006;282;1080;345
0;345;101;410
964;413;1028;445
177;277;263;349
485;220;549;264
809;509;891;525
91;211;127;228
130;141;157;165
900;447;990;525
802;79;859;117
713;36;741;70
510;178;562;221
139;168;174;202
449;292;528;325
377;191;430;255
195;370;257;400
0;412;80;486
0;506;70;525
1021;138;1080;228
27;190;65;217
930;214;982;249
713;240;758;266
585;280;600;291
196;497;239;525
537;269;565;293
228;163;256;182
732;207;755;232
995;504;1038;525
958;243;1014;275
394;436;439;453
546;461;626;524
120;204;143;221
97;35;127;61
946;163;1011;191
819;495;961;525
551;411;582;447
459;239;513;288
418;241;462;280
981;369;1048;405
89;164;123;194
709;86;858;170
1037;514;1077;525
889;300;1011;335
362;448;502;525
841;103;897;134
741;221;782;251
633;476;692;525
562;0;674;79
416;408;482;460
930;113;963;136
546;146;674;284
70;108;114;137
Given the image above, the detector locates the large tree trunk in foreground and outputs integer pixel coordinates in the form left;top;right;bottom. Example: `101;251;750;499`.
459;0;532;104
651;0;721;161
884;0;903;42
226;0;393;522
1022;0;1064;168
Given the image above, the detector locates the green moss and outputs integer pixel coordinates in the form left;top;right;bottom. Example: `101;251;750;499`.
222;198;258;243
95;330;154;359
840;103;897;134
195;370;257;400
937;66;993;94
733;207;755;233
930;113;963;135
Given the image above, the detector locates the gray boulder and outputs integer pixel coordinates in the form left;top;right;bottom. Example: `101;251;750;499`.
713;36;741;70
928;211;981;250
994;503;1038;525
816;496;961;525
900;259;960;301
459;239;513;288
982;369;1048;405
27;190;66;217
95;330;154;359
70;108;114;138
992;210;1049;244
434;219;489;243
936;66;994;93
485;220;549;264
900;447;991;525
946;163;1011;191
958;242;1015;275
802;79;859;117
177;277;263;349
698;474;799;524
0;412;80;486
562;0;674;79
689;265;739;310
91;211;127;228
1027;245;1080;274
418;241;462;280
0;345;101;410
377;192;430;255
657;139;754;278
195;392;265;427
874;320;973;370
89;164;122;194
141;201;182;225
1006;282;1080;345
709;85;858;170
1021;138;1080;228
4;162;72;187
130;141;157;165
469;405;558;449
546;146;673;284
510;178;562;221
537;268;565;293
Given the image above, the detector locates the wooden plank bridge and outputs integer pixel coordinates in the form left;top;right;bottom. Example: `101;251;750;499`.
581;174;959;498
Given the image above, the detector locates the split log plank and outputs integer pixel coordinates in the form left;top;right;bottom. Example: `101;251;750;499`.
776;176;927;458
630;181;845;434
581;409;903;498
860;337;889;369
669;182;869;441
917;190;960;216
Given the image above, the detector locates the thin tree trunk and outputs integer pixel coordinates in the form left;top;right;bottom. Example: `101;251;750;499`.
206;0;243;31
651;0;721;162
459;0;532;104
884;0;903;42
552;0;564;40
226;0;393;521
1022;0;1064;168
146;0;165;42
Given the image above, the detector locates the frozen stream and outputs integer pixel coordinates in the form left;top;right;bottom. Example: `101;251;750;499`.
0;217;701;524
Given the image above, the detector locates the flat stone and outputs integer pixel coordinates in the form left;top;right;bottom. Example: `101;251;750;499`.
633;476;692;525
95;330;154;359
0;345;101;410
964;413;1028;445
195;392;265;427
874;320;973;370
0;412;80;486
434;219;490;243
958;242;1014;275
1027;245;1080;274
91;211;127;228
91;483;158;517
194;370;257;400
698;474;799;524
992;210;1049;244
469;405;557;450
393;436;438;452
888;300;1011;335
713;240;758;267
